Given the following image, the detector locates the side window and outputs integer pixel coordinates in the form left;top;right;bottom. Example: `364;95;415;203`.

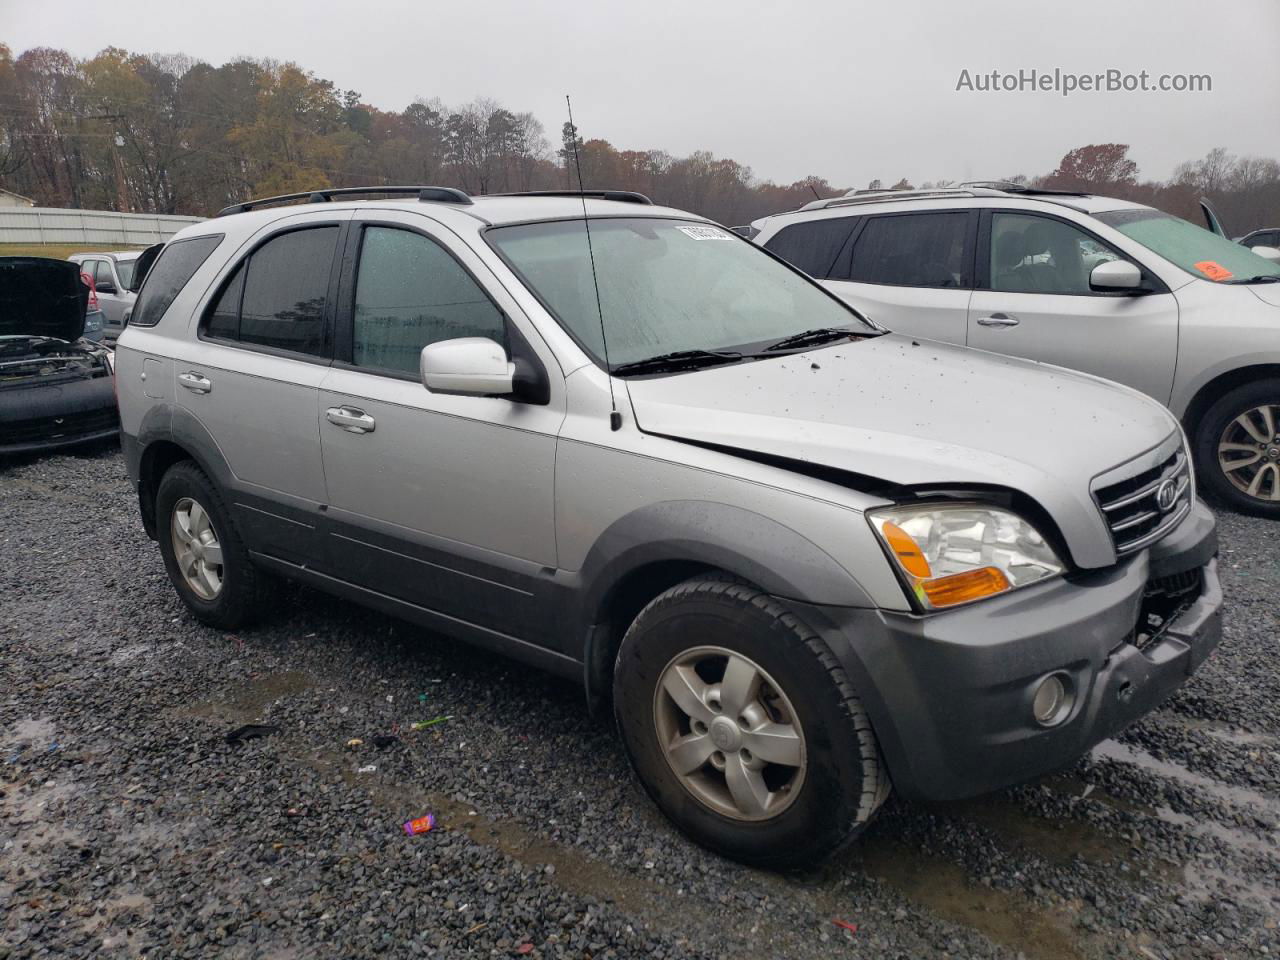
990;213;1122;295
130;235;223;328
351;226;505;375
844;213;970;288
205;263;244;341
204;227;338;357
762;217;858;278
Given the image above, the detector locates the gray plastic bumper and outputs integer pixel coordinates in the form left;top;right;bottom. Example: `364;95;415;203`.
787;499;1222;802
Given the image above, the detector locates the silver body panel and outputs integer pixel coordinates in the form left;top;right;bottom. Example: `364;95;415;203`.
116;194;1187;627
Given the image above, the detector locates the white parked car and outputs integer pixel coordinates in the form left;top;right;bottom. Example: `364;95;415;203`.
750;185;1280;517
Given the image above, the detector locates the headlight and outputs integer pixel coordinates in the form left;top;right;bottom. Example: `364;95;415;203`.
868;503;1063;610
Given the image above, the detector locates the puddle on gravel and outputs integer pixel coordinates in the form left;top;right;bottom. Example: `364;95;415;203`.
857;839;1086;960
298;745;811;960
181;670;316;723
1092;740;1280;815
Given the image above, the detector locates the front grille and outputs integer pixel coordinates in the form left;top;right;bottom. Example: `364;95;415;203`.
0;407;119;446
1093;446;1192;556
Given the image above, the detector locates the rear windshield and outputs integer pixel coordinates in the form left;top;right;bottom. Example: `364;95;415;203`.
1096;209;1280;284
485;217;873;367
130;235;222;327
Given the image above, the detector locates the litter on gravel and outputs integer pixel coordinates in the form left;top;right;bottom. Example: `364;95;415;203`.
403;814;436;836
225;723;280;744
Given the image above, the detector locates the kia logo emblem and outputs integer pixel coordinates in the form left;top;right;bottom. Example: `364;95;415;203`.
1155;479;1179;513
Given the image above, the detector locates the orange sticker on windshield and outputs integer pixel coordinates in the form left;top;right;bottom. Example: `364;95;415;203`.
1194;260;1233;282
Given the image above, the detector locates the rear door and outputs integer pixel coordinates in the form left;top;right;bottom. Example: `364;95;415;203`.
820;210;976;343
966;209;1178;403
175;211;350;565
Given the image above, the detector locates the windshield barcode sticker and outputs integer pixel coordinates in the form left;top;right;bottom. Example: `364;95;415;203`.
676;225;732;241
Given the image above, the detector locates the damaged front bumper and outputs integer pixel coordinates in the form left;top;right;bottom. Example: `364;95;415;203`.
788;499;1222;802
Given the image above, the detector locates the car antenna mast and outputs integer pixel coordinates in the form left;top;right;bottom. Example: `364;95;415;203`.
566;95;622;431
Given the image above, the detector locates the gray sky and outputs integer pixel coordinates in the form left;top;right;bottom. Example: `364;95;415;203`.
4;0;1278;187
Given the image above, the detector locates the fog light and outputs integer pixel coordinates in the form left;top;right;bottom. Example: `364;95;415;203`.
1032;674;1072;727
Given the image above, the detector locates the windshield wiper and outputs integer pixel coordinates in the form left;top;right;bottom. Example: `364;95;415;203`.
610;349;745;376
763;327;861;352
1226;275;1280;285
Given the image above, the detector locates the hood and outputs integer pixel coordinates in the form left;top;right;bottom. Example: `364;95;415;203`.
625;334;1180;569
0;257;88;342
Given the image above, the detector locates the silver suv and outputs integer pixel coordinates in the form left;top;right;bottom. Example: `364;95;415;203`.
115;186;1222;867
750;185;1280;517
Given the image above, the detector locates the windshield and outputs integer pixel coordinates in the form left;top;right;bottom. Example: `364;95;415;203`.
114;259;136;288
486;218;875;368
1096;209;1280;283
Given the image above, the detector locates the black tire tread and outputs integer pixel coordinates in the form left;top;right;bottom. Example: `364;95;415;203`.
619;576;889;851
156;460;264;630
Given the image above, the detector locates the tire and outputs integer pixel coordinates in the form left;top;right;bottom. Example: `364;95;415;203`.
613;577;889;869
155;460;264;629
1193;380;1280;519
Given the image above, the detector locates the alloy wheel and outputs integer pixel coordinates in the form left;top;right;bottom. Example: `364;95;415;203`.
653;645;806;821
171;497;224;600
1218;403;1280;502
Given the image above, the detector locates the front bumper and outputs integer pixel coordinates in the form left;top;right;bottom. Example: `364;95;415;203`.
0;376;119;455
790;499;1222;802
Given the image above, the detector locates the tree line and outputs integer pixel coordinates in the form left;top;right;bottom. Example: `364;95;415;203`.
1;43;1277;234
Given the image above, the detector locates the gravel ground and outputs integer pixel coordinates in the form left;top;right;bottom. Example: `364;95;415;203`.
1;444;1277;960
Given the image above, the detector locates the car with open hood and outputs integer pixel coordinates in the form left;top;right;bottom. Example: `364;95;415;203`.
0;256;118;455
750;184;1280;518
114;186;1221;868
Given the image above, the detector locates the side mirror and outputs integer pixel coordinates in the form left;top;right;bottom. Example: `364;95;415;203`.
1090;259;1143;291
96;279;117;294
420;337;514;396
1251;245;1280;264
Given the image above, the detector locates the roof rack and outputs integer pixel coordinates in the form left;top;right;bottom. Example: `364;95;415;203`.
489;189;653;205
798;188;997;212
215;185;473;218
958;180;1089;197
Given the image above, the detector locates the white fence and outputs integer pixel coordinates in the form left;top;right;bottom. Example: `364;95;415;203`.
0;207;204;246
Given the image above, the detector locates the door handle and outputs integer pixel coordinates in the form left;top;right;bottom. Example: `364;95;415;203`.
976;313;1020;328
178;371;212;393
325;406;376;434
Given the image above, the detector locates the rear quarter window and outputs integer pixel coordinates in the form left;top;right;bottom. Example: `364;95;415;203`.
763;217;859;278
129;235;223;328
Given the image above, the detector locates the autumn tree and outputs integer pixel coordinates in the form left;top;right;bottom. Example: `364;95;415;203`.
1043;143;1138;191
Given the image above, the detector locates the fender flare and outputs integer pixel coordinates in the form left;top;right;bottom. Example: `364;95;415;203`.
575;500;875;707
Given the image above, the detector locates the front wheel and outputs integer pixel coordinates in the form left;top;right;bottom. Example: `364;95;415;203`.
1194;381;1280;518
613;577;889;869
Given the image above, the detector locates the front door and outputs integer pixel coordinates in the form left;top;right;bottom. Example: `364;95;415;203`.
317;213;565;646
966;211;1178;404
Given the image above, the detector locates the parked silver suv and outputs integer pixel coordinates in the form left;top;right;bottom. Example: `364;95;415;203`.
115;186;1222;867
751;184;1280;517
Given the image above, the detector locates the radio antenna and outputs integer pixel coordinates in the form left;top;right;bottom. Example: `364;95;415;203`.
566;95;622;431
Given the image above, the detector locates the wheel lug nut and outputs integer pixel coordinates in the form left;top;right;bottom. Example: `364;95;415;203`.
740;748;753;762
707;699;720;713
737;716;750;730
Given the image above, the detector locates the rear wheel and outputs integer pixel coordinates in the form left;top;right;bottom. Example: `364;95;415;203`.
156;460;264;629
613;577;888;868
1194;381;1280;518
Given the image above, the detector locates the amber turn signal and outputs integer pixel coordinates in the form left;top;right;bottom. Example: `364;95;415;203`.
919;567;1011;608
881;521;932;579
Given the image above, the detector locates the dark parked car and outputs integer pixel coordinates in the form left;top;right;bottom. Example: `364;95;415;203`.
0;257;118;455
